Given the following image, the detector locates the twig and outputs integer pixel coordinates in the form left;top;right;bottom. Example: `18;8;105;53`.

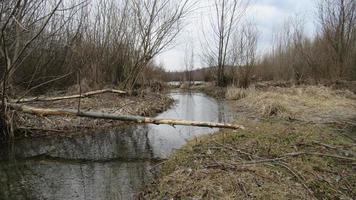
312;140;338;149
149;160;168;172
77;70;82;113
283;152;356;162
212;139;254;160
11;88;127;103
337;131;356;142
12;16;29;31
272;162;316;199
237;178;249;198
14;72;73;103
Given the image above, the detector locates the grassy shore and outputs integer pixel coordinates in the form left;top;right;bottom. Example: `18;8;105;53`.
142;85;356;199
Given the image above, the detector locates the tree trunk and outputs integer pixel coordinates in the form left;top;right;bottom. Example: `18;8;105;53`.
9;103;245;130
11;89;127;103
0;111;8;142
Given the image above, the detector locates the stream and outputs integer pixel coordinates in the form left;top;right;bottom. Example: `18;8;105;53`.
0;91;234;200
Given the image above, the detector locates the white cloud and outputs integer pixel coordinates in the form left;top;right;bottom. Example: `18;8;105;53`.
159;0;317;71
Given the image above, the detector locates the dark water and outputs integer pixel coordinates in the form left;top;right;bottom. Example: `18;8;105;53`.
0;92;233;200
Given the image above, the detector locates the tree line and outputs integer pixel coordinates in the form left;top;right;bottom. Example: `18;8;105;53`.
198;0;356;87
0;0;193;95
0;0;193;141
0;0;355;140
255;0;356;84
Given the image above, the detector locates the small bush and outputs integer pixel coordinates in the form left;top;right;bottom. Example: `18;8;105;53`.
261;101;290;118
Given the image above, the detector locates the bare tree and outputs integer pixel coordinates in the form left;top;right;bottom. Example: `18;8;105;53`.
204;0;248;86
0;0;87;141
231;22;258;88
184;42;195;85
0;0;63;140
249;0;356;83
318;0;356;79
122;0;195;90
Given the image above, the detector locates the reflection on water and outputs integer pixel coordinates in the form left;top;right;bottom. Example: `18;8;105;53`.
0;126;153;161
0;91;233;200
148;92;233;158
0;160;153;200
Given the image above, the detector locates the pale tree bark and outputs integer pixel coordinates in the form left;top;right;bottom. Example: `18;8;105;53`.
11;89;126;103
9;103;245;130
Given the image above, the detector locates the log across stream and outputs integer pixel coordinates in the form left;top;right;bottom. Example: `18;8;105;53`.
0;91;235;200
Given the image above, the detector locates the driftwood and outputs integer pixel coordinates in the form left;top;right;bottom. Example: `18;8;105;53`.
9;103;245;130
11;89;127;103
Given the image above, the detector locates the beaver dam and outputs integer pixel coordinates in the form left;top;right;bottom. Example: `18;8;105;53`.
0;90;235;199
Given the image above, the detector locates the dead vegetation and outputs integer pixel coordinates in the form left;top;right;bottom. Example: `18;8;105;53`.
141;85;356;199
13;91;174;138
141;119;355;200
228;85;356;125
225;87;255;100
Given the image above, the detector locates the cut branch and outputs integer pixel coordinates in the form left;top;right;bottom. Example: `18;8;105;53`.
8;103;245;130
11;89;127;103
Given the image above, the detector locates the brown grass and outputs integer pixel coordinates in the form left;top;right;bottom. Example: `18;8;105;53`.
225;87;255;100
142;119;355;199
238;85;356;124
141;85;356;200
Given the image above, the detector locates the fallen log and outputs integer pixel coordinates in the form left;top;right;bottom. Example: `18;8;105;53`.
11;89;127;103
9;103;245;130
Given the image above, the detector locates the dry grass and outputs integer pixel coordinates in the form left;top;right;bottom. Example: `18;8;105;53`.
142;119;356;200
238;85;356;124
180;82;190;89
142;85;356;200
225;87;255;100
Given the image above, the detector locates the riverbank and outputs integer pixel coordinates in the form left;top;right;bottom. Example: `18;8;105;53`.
142;85;356;199
13;89;174;139
1;90;233;200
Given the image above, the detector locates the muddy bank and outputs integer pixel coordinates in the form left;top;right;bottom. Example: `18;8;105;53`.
142;85;356;199
13;90;174;139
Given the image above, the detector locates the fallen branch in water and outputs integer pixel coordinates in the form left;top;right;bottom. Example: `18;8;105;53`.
9;103;245;130
11;89;127;103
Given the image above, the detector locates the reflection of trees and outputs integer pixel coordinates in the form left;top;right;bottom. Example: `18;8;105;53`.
0;92;236;199
0;160;39;199
217;101;226;123
0;124;156;199
5;125;154;161
185;92;194;136
0;160;154;200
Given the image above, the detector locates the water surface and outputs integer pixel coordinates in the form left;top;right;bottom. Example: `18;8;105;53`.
0;91;233;200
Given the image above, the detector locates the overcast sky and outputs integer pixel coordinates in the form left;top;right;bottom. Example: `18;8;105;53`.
157;0;317;72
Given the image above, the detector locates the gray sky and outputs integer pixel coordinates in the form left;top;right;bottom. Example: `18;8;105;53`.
157;0;316;71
